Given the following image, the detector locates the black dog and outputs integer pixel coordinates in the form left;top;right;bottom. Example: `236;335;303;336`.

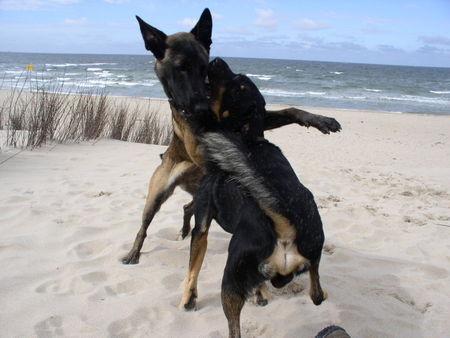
183;58;327;337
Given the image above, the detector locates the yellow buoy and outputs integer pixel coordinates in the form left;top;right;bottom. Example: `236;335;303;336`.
26;64;35;71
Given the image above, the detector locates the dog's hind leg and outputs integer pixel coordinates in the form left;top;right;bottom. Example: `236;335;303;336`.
222;289;245;338
179;193;214;310
122;159;196;265
309;258;327;305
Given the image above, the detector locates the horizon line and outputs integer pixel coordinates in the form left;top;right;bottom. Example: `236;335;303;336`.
0;50;449;69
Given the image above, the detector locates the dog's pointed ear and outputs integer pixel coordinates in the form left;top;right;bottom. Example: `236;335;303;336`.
190;8;212;52
136;15;167;60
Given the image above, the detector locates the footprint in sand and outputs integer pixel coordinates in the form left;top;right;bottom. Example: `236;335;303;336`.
107;307;172;337
323;243;336;255
67;239;112;260
35;315;99;337
155;227;181;241
104;279;149;296
388;291;432;314
35;271;108;295
403;216;426;226
88;278;150;302
161;272;184;291
148;248;189;269
241;319;273;337
34;315;64;337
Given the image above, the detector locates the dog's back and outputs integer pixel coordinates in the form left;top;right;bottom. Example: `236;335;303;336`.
202;134;324;262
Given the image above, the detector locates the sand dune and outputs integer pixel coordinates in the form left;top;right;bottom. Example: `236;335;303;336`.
0;104;449;337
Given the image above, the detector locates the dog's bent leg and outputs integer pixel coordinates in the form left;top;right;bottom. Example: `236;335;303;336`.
264;108;341;134
122;159;195;264
309;258;327;305
222;288;245;338
178;200;194;240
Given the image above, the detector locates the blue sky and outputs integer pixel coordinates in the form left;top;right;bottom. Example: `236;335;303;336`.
0;0;449;67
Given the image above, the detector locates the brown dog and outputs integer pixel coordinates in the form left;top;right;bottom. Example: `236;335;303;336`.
122;8;341;265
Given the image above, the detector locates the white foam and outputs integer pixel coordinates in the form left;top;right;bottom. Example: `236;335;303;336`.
430;90;450;94
86;79;157;87
45;63;79;68
364;88;383;92
246;73;273;80
4;70;24;74
380;95;449;105
261;88;326;97
45;63;117;67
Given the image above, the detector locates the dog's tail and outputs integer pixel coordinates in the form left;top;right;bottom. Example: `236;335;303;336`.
201;132;280;214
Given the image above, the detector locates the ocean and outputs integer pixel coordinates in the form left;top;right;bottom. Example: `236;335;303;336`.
1;52;449;115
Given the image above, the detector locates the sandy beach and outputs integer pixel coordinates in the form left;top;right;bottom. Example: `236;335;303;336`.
0;94;449;337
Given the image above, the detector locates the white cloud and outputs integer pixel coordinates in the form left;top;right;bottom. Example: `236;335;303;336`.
295;19;330;31
64;17;88;25
177;18;197;29
254;9;277;30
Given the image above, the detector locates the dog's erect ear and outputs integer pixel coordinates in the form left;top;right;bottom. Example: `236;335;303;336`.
190;8;212;52
136;16;167;59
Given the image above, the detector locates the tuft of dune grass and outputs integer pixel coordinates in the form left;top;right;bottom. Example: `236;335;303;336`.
0;72;172;149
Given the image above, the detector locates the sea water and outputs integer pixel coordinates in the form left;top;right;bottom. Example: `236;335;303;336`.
1;52;449;115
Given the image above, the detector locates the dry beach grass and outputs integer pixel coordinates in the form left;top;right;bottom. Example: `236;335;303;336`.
0;75;172;149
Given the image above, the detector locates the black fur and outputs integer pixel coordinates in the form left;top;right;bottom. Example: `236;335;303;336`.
187;58;326;337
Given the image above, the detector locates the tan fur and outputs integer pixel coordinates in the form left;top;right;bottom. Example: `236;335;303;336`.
211;85;226;122
171;107;204;167
179;224;210;309
121;129;202;264
254;283;269;305
263;210;309;276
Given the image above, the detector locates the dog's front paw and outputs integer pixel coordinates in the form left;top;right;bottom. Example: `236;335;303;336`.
176;228;191;241
308;117;342;134
179;289;198;311
121;251;140;265
311;288;327;305
255;293;268;306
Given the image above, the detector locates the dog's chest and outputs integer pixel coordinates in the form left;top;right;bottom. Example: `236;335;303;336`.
172;117;203;167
